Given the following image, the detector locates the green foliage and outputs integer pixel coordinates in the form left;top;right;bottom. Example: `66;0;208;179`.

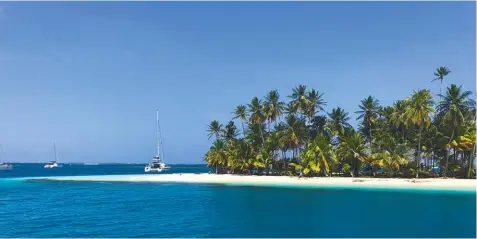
417;170;431;178
204;70;476;179
342;164;352;176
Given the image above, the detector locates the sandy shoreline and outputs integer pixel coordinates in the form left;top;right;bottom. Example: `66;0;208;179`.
20;173;477;192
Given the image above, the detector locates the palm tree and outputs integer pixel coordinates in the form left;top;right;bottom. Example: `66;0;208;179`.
283;114;308;159
432;66;451;102
389;99;410;142
436;84;475;177
275;123;290;174
309;115;331;140
299;135;335;176
205;139;227;173
406;89;434;177
355;96;380;146
456;126;476;178
263;131;280;174
305;89;326;122
223;121;239;143
336;131;368;177
327;107;352;138
246;122;266;147
289;85;310;117
370;150;408;177
248;97;266;143
421;124;443;169
207;120;223;140
232;105;248;138
264;90;285;128
226;139;254;174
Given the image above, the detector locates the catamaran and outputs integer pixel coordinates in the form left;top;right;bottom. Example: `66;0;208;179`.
0;145;13;171
44;141;61;168
0;163;13;171
145;110;170;173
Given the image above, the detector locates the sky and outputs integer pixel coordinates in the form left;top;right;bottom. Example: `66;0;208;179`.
0;2;475;164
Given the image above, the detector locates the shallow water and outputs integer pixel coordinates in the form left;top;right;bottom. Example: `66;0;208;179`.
1;164;476;238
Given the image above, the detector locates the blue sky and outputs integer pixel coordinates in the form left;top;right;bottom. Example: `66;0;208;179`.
0;2;475;163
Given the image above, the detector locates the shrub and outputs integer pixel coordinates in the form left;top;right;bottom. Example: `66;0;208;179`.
403;168;415;178
417;170;430;178
342;164;351;177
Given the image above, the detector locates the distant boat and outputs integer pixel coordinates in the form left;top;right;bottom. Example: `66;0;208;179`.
145;110;170;173
0;145;13;171
44;141;62;168
84;163;99;165
0;163;13;171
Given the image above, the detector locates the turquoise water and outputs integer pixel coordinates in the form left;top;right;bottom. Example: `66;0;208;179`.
1;164;476;238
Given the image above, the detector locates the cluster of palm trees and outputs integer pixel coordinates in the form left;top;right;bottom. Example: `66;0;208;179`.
204;66;476;178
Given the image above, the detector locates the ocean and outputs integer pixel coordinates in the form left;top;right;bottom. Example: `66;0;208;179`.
1;164;476;238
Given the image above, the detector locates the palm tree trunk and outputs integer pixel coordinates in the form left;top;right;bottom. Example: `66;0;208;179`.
259;124;265;145
445;148;449;177
445;128;455;177
467;144;476;178
285;151;289;175
369;121;373;152
353;158;358;177
402;127;405;144
431;151;434;168
416;126;422;178
241;121;246;138
439;83;442;103
350;159;354;178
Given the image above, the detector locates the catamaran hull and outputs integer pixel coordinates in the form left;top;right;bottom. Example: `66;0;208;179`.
144;167;163;173
44;164;61;168
0;165;13;171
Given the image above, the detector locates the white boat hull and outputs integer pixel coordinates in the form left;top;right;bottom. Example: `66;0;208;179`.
145;166;163;173
44;163;60;168
0;165;13;171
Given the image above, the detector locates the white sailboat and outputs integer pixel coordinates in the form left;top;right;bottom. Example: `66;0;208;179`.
145;110;170;173
0;145;13;171
44;141;61;168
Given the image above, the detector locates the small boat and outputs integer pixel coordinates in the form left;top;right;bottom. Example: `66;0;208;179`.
44;141;62;169
0;145;13;171
145;110;170;173
0;163;13;171
44;161;59;168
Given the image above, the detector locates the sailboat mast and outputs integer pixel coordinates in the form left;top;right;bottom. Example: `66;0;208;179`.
53;141;58;162
156;110;160;158
158;116;165;163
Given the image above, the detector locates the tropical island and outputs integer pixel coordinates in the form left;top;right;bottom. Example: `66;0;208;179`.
20;67;476;191
204;66;477;180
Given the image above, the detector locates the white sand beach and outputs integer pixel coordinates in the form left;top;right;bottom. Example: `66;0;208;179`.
23;173;477;192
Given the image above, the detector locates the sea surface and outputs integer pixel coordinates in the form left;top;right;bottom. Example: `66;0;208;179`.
1;163;476;238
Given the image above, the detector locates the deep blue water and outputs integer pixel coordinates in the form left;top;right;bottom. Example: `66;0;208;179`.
1;164;476;238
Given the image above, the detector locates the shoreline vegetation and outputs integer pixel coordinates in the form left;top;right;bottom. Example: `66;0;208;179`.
204;66;476;179
21;174;477;192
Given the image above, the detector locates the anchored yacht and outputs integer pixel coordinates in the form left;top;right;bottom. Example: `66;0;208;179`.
44;141;62;168
145;110;170;173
